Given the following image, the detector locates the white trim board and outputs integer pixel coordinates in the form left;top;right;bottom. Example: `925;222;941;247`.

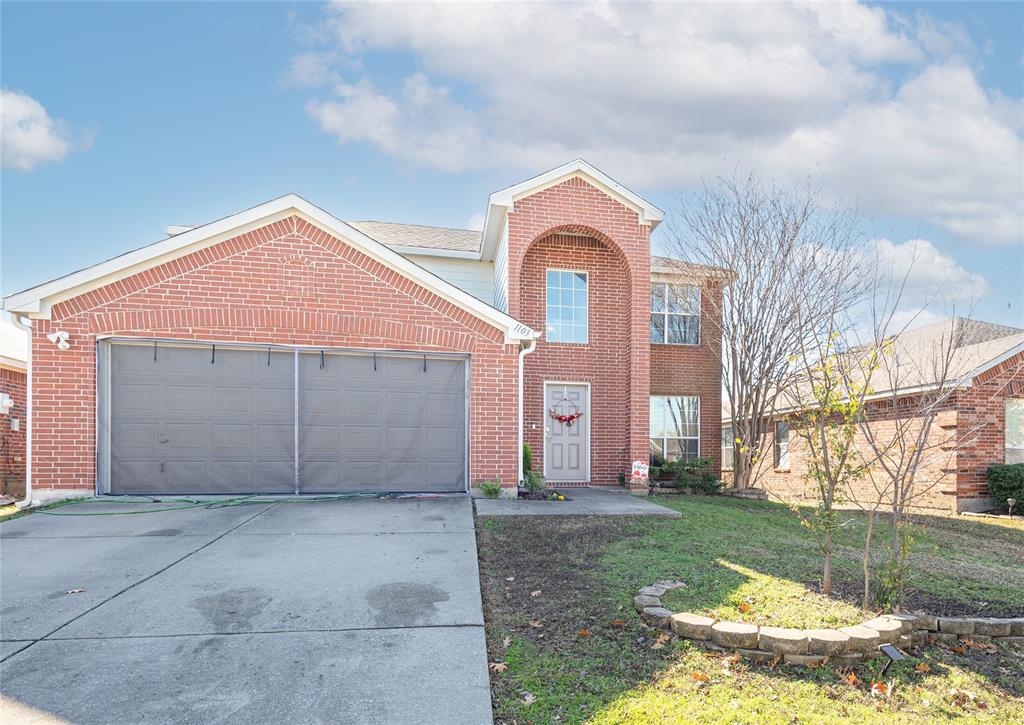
4;194;537;344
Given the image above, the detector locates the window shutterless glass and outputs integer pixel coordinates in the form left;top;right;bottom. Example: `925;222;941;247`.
650;283;700;344
546;270;589;344
649;395;700;466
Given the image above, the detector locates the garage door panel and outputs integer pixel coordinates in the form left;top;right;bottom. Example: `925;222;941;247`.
212;386;254;417
343;426;381;455
163;461;207;489
111;423;158;458
384;392;426;422
427;427;462;453
162;423;210;458
111;460;160;490
428;462;465;487
211;461;255;489
112;384;159;418
111;344;160;377
388;426;421;453
212;424;254;456
300;389;342;422
257;424;294;458
210;349;255;381
300;425;340;457
165;386;208;418
161;346;209;377
346;390;381;417
259;388;294;417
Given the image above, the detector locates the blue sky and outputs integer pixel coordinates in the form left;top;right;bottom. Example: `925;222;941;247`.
2;1;1021;328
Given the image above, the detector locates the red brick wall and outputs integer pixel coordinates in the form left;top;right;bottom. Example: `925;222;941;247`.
506;177;653;484
0;365;27;496
953;352;1024;506
29;215;521;493
650;282;724;476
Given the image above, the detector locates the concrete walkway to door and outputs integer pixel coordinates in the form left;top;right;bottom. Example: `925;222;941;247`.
0;496;492;724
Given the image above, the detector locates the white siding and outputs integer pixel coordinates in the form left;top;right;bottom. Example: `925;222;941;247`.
493;221;509;312
404;255;496;306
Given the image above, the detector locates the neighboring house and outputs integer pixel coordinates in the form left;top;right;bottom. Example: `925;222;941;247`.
722;319;1024;513
3;160;724;500
0;313;29;497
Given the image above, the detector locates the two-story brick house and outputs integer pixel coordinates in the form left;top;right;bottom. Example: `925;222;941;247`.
3;160;723;501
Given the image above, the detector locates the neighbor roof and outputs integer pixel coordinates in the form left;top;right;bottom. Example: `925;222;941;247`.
3;194;537;343
347;221;482;255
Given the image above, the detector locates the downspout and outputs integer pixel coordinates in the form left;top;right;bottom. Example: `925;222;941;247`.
517;336;538;490
11;315;32;509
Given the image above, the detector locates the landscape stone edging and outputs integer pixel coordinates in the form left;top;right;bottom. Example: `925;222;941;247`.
633;582;1024;666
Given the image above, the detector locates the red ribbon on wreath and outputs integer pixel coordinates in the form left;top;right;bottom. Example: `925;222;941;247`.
548;406;584;427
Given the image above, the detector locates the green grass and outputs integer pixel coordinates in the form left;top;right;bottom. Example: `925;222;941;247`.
477;496;1024;724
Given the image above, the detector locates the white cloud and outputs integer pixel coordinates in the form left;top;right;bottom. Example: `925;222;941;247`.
865;238;989;324
1;88;91;171
296;1;1022;245
465;213;485;231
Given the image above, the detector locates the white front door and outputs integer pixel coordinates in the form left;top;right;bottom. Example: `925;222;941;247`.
544;383;589;482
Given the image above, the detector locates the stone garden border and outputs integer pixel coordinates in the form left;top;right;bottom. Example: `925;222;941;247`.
633;583;1024;667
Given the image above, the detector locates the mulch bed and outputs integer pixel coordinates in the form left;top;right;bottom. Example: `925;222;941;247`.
517;488;571;501
804;579;1024;619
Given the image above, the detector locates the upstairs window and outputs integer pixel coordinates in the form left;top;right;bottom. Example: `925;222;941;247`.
546;270;589;344
649;395;700;466
651;283;700;345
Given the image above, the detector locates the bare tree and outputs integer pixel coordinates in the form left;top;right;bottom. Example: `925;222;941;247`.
665;174;864;490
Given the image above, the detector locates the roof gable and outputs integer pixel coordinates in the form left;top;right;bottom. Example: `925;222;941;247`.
4;194;536;343
480;159;664;261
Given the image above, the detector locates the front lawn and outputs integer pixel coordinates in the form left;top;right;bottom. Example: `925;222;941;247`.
476;496;1024;724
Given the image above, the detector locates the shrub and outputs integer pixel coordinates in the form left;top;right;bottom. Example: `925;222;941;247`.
522;443;533;474
987;463;1024;510
524;470;546;493
666;456;721;495
479;480;502;499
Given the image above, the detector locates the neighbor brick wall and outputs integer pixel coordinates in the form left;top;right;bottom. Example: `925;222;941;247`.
0;365;27;497
506;177;653;484
650;282;724;477
953;352;1024;506
744;354;1024;514
753;408;959;513
29;215;521;493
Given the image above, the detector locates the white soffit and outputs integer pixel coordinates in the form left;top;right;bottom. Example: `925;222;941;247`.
3;194;536;343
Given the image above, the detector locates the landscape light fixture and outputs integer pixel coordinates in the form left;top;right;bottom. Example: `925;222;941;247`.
877;643;906;675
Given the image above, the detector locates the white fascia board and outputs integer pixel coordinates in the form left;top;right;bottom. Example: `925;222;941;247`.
962;340;1024;385
389;246;481;260
479;159;664;260
4;193;536;343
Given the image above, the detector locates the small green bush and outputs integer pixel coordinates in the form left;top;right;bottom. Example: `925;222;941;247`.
663;456;721;494
522;443;533;474
987;463;1024;509
524;470;546;493
479;480;502;499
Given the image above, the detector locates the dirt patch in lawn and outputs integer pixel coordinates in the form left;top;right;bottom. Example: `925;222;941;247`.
477;516;641;651
805;579;1024;619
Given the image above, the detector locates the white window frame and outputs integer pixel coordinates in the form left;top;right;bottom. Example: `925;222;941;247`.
649;395;700;464
650;282;701;346
1006;398;1024;464
721;425;734;471
774;420;790;470
545;268;589;344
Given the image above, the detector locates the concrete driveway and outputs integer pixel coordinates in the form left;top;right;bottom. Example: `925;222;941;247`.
0;496;492;724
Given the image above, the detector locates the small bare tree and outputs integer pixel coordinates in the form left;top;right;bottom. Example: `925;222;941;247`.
666;174;864;490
